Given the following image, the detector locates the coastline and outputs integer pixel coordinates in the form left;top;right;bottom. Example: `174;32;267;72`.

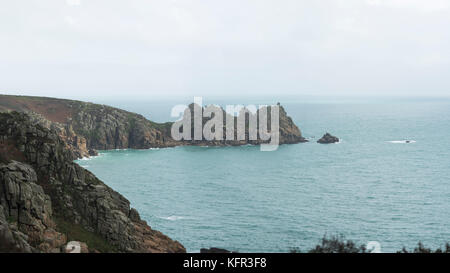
0;94;307;253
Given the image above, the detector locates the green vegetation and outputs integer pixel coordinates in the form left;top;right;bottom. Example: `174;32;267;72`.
55;217;118;253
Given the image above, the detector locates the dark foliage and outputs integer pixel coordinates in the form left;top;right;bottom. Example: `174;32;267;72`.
398;242;450;253
290;235;450;253
305;235;367;253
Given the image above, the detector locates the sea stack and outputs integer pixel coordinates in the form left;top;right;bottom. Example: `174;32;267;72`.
317;133;340;144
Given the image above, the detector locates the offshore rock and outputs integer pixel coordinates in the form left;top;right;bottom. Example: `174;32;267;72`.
317;133;340;144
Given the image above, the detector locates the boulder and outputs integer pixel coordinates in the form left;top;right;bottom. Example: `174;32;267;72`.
65;241;89;253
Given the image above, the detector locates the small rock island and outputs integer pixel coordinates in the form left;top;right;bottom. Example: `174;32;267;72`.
317;133;340;144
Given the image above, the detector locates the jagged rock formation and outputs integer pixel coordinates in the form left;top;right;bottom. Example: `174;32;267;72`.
25;111;98;159
165;103;306;146
0;112;185;253
0;95;306;158
317;133;340;144
0;161;66;253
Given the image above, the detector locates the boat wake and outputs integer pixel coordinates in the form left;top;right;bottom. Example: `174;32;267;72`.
388;140;416;144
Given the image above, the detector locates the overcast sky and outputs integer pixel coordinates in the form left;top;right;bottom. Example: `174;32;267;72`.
1;0;449;99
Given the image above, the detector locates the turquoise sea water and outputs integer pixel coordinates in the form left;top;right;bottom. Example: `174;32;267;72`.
76;97;450;252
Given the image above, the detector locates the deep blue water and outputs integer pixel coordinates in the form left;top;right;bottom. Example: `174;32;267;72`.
76;97;450;252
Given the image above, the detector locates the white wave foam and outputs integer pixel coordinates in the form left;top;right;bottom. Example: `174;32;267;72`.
160;215;186;221
388;140;416;144
75;153;105;163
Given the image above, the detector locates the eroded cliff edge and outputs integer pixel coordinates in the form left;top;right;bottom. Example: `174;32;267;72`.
0;112;185;253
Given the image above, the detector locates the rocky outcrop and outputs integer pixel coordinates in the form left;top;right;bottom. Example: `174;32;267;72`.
317;133;339;144
174;103;307;146
0;161;66;252
0;204;33;252
25;111;97;159
277;104;307;144
0;112;185;253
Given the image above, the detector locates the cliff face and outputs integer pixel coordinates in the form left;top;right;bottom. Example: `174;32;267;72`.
0;112;185;253
0;95;306;158
0;95;175;159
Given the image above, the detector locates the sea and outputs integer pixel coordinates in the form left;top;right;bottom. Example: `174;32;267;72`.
75;96;450;252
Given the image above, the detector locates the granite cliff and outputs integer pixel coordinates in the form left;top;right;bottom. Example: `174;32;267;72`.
0;112;185;253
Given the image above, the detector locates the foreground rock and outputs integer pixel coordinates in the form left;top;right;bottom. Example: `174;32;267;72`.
317;133;339;144
0;161;66;253
0;112;185;253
